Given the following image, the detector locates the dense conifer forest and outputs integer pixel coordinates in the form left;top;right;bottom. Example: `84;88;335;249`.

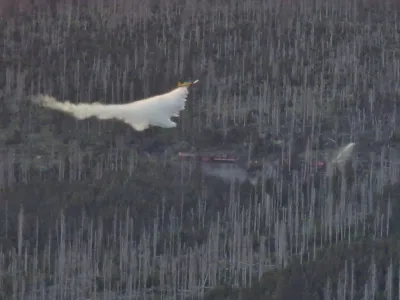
1;0;400;299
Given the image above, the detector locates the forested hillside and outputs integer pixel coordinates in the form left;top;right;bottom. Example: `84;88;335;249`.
1;0;400;299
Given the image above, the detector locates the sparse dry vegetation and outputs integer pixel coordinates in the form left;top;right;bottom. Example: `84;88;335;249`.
1;0;400;299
